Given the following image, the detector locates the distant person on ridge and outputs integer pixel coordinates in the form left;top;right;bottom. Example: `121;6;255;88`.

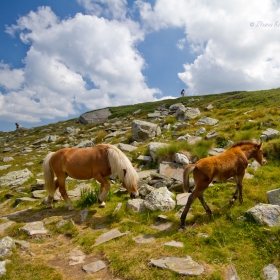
181;89;185;97
15;123;23;130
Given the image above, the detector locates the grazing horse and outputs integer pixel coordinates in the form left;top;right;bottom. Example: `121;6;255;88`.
43;144;139;210
180;140;265;228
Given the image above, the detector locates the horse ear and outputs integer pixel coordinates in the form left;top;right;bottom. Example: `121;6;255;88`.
123;169;127;177
258;142;263;148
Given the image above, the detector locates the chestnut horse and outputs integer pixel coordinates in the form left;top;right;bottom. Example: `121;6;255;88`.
43;144;139;210
180;140;265;228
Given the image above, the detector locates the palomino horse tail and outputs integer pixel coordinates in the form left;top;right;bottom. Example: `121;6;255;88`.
106;145;138;189
43;152;56;197
183;164;196;193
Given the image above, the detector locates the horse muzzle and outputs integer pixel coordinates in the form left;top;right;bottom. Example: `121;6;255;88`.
130;191;139;199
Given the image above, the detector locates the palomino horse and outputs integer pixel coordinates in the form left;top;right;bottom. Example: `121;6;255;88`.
43;144;139;210
180;140;265;228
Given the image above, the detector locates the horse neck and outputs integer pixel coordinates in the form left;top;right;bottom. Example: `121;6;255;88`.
239;145;256;159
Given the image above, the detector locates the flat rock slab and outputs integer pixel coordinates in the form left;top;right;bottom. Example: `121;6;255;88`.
151;222;173;231
176;193;191;206
133;235;155;244
82;260;106;273
149;256;204;276
117;143;137;152
93;229;131;247
159;162;184;181
20;221;48;236
68;247;86;266
164;241;184;248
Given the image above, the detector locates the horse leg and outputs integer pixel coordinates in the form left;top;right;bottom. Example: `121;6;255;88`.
180;187;203;229
57;176;74;211
95;174;110;207
230;173;244;205
198;193;212;215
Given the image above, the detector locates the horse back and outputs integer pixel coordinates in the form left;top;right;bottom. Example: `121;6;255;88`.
195;148;248;181
50;146;111;180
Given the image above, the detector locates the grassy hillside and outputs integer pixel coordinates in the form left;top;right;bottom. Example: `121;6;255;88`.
0;88;280;280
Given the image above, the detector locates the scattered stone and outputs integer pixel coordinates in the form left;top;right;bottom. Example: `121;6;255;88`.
127;199;146;212
133;235;155;244
0;168;33;187
267;188;280;206
117;143;137;152
20;221;48;236
112;203;122;215
68;247;86;266
132;120;161;142
260;128;279;141
0;236;15;258
151;221;173;231
164;240;184;248
195;116;219;126
262;264;279;280
148;142;168;162
149;256;204;276
79;108;112;124
159;162;184;181
144;187;175;212
174;153;189;165
93;229;131;247
246;203;280;226
176;193;191;206
82;260;106;273
0;165;11;171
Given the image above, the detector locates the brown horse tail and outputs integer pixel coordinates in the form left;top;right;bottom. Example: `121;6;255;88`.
183;164;196;193
43;152;56;197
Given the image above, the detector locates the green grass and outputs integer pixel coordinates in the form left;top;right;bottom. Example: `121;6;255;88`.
0;87;280;279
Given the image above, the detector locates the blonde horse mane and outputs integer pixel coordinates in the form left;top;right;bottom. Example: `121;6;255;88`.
106;144;138;187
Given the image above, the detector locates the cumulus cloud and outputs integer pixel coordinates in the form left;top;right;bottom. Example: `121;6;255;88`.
138;0;280;95
1;5;159;124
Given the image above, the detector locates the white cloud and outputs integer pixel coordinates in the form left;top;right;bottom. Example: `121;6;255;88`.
1;5;160;124
139;0;280;95
0;63;24;90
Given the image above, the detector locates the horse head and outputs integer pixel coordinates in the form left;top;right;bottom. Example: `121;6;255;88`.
255;142;266;165
123;168;139;199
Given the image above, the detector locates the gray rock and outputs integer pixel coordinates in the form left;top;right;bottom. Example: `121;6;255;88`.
64;127;80;134
184;107;201;120
82;260;106;273
164;240;184;248
79;108;112;124
262;264;279;280
149;256;204;276
205;130;218;140
267;188;280;206
0;168;33;187
174;153;189;165
195;127;206;136
151;221;173;231
68;247;86;266
0;236;15;258
127;199;146;212
144;187;175;212
132;120;161;142
20;221;48;236
117;143;137;152
159;162;184;181
93;229;130;246
148;142;168;162
176;193;192;206
246;203;280;226
195;116;219;126
0;165;11;171
74;140;93;148
260;128;279;141
133;234;155;244
2;157;13;162
0;261;7;276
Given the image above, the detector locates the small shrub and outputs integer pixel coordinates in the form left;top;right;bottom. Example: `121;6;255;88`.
263;139;280;160
216;136;228;148
76;186;98;208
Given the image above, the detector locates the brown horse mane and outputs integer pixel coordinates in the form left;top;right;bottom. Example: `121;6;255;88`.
229;140;257;149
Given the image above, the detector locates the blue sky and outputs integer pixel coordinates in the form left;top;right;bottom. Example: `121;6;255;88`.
1;0;280;132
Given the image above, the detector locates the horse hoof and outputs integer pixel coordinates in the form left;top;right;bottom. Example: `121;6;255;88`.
99;202;106;208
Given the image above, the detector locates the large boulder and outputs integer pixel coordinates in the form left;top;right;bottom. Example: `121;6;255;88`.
0;168;33;187
78;108;112;124
132;120;161;142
